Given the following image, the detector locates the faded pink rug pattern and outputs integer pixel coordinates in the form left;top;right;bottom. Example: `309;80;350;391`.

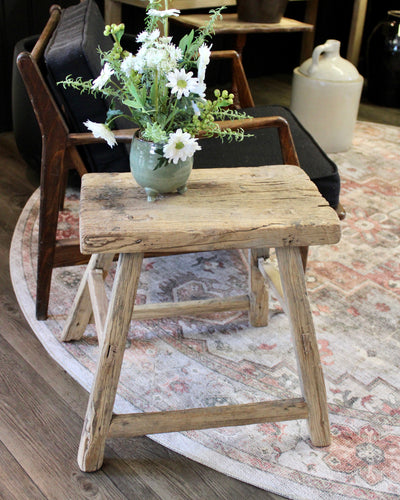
10;121;400;499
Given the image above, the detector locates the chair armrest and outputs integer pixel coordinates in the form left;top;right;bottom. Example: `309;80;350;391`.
67;128;138;146
68;117;299;168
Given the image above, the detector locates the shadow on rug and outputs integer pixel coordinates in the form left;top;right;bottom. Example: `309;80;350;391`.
10;121;400;499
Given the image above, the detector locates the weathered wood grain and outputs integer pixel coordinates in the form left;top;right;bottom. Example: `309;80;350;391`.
78;253;144;472
131;294;250;320
276;246;331;446
109;399;308;438
80;166;341;255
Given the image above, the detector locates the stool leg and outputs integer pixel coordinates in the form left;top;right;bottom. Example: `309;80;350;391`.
275;246;331;447
61;253;114;342
248;248;269;327
78;252;144;472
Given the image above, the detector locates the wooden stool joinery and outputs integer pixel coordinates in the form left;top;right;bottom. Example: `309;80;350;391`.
62;166;341;472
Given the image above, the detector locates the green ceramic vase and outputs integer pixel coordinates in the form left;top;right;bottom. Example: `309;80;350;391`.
129;133;193;202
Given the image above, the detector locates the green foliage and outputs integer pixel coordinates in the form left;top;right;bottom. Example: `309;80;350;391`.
58;4;251;158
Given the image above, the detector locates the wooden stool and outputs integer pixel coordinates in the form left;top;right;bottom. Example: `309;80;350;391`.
62;165;341;472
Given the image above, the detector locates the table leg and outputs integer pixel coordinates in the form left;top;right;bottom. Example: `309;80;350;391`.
275;246;331;447
104;0;122;24
77;252;144;472
248;248;269;327
347;0;368;65
300;0;319;62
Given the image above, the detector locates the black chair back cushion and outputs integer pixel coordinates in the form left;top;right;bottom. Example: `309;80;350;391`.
44;0;130;173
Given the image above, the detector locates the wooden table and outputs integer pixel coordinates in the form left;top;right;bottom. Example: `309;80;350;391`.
172;13;313;58
62;165;341;472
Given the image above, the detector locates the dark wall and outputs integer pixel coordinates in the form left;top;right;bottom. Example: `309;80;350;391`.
315;0;398;75
358;0;399;75
0;0;103;132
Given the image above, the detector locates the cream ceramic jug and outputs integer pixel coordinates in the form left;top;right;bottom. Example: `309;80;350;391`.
290;40;364;153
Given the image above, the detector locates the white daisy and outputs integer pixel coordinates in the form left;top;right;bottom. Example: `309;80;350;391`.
163;129;201;164
159;36;173;44
158;43;182;72
148;8;180;18
141;47;164;69
84;120;117;148
133;43;181;73
197;43;211;84
92;63;114;90
192;81;206;98
166;69;199;99
120;53;136;77
136;29;160;44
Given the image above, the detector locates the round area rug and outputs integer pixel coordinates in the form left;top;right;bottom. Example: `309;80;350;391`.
10;121;400;499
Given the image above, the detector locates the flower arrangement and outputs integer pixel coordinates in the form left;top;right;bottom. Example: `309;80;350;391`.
60;0;250;168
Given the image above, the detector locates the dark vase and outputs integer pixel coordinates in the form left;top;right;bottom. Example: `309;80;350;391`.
367;10;400;108
237;0;289;24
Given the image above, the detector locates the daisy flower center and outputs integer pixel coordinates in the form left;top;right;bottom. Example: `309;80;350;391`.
177;79;188;89
175;141;185;150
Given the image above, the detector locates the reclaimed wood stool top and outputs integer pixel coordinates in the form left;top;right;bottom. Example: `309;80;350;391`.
79;165;341;255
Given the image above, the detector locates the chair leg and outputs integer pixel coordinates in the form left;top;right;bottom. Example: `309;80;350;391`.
36;152;67;320
78;252;144;472
248;248;269;327
275;246;331;447
36;146;88;320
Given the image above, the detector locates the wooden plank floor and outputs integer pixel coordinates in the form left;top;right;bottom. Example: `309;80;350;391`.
1;78;398;499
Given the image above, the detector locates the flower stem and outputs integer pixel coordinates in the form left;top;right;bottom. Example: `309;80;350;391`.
164;0;169;37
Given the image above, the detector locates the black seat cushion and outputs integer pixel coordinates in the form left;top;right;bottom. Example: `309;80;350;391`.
195;105;340;209
44;0;130;173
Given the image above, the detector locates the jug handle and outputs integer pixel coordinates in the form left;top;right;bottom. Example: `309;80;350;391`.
308;39;340;76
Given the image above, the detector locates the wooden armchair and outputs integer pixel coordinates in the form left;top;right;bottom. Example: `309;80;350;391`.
16;1;343;320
